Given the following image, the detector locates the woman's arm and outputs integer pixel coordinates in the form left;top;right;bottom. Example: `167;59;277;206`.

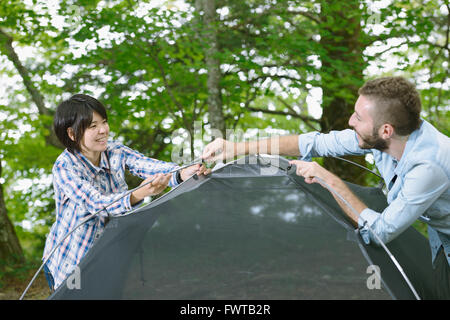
118;144;179;187
53;163;135;216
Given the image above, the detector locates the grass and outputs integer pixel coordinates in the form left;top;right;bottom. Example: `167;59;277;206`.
0;260;50;300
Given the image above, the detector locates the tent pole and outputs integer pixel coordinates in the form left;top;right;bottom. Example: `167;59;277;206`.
312;175;421;300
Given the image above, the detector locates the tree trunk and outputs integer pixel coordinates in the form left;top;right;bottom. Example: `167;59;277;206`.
0;28;62;266
197;0;226;138
319;0;368;185
0;159;24;265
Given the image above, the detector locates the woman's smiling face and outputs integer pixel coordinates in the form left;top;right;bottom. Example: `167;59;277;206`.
80;111;109;155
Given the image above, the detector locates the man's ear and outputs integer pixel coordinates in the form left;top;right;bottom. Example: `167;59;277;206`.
67;127;75;142
379;123;394;139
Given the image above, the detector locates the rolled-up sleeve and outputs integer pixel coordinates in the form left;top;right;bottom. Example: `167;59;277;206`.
358;162;449;246
298;129;369;161
118;144;180;187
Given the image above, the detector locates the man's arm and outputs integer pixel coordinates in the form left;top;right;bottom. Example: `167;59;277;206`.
291;160;449;246
240;135;301;157
202;129;369;163
289;160;367;227
202;135;300;162
358;162;448;245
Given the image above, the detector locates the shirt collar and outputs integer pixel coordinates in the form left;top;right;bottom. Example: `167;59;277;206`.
395;120;423;174
99;151;110;172
72;149;110;177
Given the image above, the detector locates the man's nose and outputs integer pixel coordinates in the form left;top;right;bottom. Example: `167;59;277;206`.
348;113;355;128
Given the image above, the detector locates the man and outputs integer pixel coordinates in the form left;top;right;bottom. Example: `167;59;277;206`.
202;76;449;299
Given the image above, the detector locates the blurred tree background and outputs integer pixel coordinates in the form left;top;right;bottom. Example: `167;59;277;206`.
0;0;448;293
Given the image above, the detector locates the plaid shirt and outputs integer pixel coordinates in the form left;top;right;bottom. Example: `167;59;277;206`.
43;140;179;289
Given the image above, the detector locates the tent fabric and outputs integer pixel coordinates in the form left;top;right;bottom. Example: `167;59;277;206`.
48;155;434;300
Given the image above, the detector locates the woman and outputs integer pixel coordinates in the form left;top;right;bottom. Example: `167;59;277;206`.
43;94;207;290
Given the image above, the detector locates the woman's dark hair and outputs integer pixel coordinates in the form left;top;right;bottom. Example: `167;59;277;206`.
53;94;108;153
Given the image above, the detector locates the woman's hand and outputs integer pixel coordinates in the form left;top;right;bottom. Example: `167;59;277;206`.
180;163;211;182
130;173;171;205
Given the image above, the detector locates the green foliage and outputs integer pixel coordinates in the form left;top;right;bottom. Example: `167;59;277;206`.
373;0;449;135
0;0;446;266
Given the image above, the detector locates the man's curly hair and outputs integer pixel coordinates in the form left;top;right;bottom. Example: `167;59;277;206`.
358;76;422;136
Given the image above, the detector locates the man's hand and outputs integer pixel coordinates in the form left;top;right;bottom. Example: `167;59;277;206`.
202;135;301;163
289;160;367;226
180;163;211;182
130;173;171;205
202;138;236;163
289;160;332;187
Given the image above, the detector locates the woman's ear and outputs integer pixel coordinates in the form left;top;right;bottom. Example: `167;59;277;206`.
67;127;75;141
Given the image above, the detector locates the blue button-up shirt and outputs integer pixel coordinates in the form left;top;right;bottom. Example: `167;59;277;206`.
298;120;450;266
43;140;180;289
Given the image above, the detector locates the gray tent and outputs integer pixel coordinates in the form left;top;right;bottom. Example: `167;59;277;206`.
48;155;435;300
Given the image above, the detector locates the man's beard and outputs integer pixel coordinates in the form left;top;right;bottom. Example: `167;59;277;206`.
357;127;389;151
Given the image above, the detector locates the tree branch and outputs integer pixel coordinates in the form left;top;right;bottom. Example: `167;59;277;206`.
284;9;321;25
0;28;49;117
246;106;320;131
0;28;63;149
